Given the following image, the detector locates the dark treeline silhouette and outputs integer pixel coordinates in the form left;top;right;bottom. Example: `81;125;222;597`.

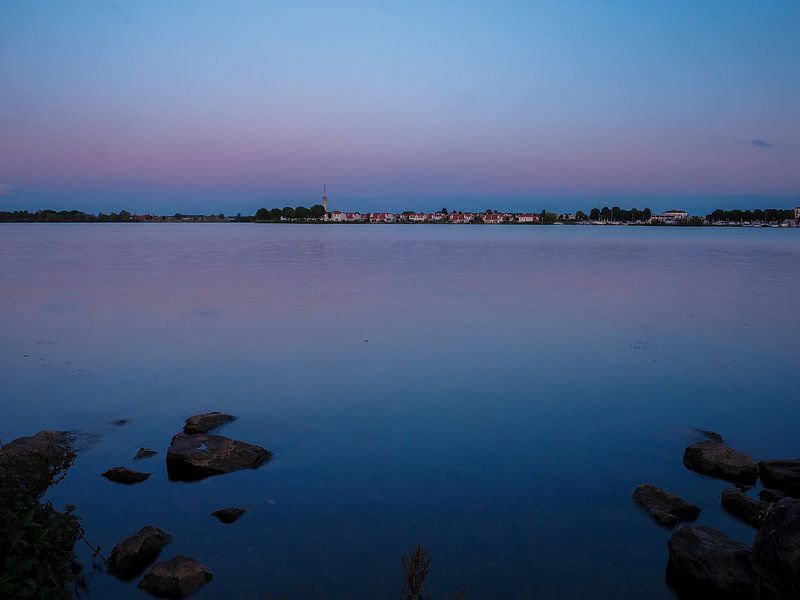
587;207;652;222
253;204;326;221
0;209;134;222
706;208;794;223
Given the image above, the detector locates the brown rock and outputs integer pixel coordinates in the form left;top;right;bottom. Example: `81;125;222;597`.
632;484;701;527
752;498;800;599
166;433;271;481
183;412;236;435
721;488;769;528
682;440;758;484
759;460;800;498
211;507;245;524
107;525;172;580
138;555;212;598
102;466;151;484
667;524;755;598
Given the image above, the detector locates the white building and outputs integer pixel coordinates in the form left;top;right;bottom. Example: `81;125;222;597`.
650;210;689;223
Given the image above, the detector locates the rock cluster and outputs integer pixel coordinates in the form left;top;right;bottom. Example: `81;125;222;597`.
634;429;800;599
96;411;269;596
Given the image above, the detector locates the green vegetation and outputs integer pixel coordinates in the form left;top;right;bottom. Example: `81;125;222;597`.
588;206;652;222
0;209;134;222
0;437;91;599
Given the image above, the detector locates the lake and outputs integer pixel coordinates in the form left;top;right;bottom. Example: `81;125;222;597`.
1;223;798;599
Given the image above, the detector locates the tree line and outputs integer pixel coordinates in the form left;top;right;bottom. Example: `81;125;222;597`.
706;208;794;223
253;205;326;221
0;209;135;222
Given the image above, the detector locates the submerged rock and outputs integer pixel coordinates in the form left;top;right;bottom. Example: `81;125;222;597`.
135;447;158;460
166;433;271;481
211;507;245;524
102;466;151;484
107;525;172;580
682;441;758;484
183;412;236;435
752;498;800;599
632;484;700;527
759;460;800;498
667;524;755;598
138;555;212;598
721;488;768;528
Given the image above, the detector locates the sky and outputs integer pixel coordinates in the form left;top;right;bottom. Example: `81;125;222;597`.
1;1;799;214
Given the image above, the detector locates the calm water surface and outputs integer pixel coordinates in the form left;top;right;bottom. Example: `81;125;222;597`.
1;224;799;599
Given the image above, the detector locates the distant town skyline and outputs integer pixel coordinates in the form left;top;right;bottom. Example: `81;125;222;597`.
1;1;799;213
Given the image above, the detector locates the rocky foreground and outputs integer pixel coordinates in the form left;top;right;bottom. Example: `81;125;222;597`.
633;430;800;599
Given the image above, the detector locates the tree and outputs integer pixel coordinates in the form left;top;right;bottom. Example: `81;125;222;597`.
589;208;600;221
281;206;295;220
269;208;282;221
294;206;309;219
575;210;587;221
309;204;325;219
255;208;269;221
600;206;611;221
441;207;448;215
642;208;652;221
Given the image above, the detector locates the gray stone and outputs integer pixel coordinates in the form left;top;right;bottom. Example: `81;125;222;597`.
107;525;172;580
759;460;800;498
667;524;755;598
752;498;800;599
102;466;151;484
183;412;236;435
166;433;271;481
632;484;700;527
683;440;758;484
138;555;212;598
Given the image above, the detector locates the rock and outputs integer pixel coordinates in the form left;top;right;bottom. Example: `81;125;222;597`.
761;488;789;503
138;555;212;598
107;525;172;580
752;498;800;599
0;430;74;499
111;419;129;426
683;441;758;484
667;524;755;598
135;447;158;460
166;433;271;481
211;507;245;524
759;460;800;498
183;412;236;435
632;484;701;527
721;488;769;528
101;466;151;484
698;429;724;443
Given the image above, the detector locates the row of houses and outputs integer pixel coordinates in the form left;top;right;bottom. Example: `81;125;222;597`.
325;211;544;224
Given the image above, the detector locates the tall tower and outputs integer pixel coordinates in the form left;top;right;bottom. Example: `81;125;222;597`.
322;184;328;213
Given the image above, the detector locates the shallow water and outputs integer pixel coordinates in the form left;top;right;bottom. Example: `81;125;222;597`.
1;223;798;599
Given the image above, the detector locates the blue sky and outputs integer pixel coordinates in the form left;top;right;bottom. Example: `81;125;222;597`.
1;1;799;213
